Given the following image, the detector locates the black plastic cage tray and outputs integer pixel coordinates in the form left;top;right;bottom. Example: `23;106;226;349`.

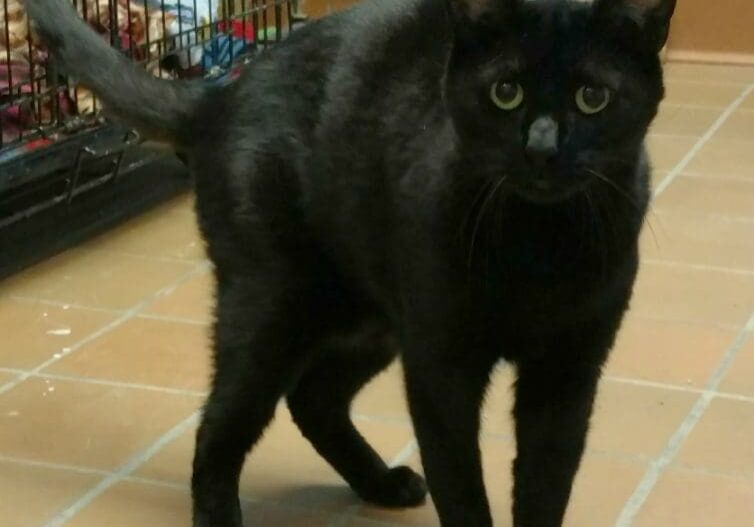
0;0;295;279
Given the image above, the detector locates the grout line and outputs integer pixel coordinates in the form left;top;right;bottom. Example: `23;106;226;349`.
0;455;111;477
672;462;754;486
7;296;127;314
658;101;746;111
79;247;208;265
0;367;209;398
650;209;754;225
653;83;754;198
123;475;193;492
136;312;211;326
42;411;200;527
626;312;741;331
33;372;208;398
0;263;211;398
353;413;414;427
603;375;705;395
642;259;754;277
388;439;419;468
8;296;211;326
602;375;754;405
664;78;752;88
680;170;754;182
663;71;753;85
614;309;754;526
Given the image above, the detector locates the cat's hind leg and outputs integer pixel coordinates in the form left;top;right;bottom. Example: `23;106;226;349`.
192;266;316;527
287;321;427;508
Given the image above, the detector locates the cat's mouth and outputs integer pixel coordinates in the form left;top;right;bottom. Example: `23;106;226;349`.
512;178;583;205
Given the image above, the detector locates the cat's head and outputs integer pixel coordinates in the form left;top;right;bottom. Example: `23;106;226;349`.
444;0;676;204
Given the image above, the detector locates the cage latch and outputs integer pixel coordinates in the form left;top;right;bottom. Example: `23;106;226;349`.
66;130;141;204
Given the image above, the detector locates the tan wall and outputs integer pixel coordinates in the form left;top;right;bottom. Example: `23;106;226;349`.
667;0;754;64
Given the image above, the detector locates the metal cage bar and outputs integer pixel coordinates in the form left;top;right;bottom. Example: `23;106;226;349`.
0;0;294;269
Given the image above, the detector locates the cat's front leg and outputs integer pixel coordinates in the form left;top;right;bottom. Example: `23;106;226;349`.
403;342;498;527
511;318;621;527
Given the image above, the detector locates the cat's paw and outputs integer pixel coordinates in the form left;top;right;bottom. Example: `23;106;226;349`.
355;466;428;508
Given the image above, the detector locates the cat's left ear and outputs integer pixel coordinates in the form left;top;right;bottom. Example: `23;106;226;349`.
593;0;677;52
446;0;518;57
446;0;511;22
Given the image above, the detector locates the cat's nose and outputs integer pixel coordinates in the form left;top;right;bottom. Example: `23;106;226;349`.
526;116;559;168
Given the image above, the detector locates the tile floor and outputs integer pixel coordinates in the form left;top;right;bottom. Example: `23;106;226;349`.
2;61;754;526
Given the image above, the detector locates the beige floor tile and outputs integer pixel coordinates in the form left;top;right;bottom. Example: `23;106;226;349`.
0;371;18;386
0;460;101;527
45;317;212;392
640;212;754;270
143;269;215;323
589;382;696;458
355;447;480;527
719;338;754;397
353;362;518;436
743;90;754;110
353;363;517;437
564;454;646;527
686;138;754;179
352;363;410;420
480;365;516;437
654;175;754;219
65;481;191;527
651;170;669;189
0;378;200;470
630;262;754;327
357;440;645;527
645;134;698;171
85;200;205;262
663;79;744;108
664;62;754;84
634;468;754;527
676;398;754;477
242;502;335;527
1;249;195;310
0;299;115;369
345;518;398;527
137;405;413;512
65;480;335;527
650;104;722;136
605;315;735;388
714;109;754;141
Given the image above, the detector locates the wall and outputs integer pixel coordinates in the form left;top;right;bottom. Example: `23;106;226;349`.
666;0;754;65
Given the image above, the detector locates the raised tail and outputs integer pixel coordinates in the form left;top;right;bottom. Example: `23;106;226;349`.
23;0;206;145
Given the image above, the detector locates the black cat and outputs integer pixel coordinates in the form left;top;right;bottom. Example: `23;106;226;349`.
24;0;675;525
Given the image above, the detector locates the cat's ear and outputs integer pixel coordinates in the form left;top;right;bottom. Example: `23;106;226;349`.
593;0;677;52
446;0;505;22
446;0;517;55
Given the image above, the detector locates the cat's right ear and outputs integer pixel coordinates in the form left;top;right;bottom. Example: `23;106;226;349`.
593;0;677;52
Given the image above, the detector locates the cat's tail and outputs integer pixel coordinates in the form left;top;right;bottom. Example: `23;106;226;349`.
23;0;205;146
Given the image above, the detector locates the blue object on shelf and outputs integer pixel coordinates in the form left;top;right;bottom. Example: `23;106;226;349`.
202;35;250;71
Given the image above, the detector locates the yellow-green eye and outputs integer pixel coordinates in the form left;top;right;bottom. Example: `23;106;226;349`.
490;81;524;110
576;85;611;114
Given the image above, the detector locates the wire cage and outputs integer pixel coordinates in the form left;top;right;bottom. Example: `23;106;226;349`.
0;0;295;278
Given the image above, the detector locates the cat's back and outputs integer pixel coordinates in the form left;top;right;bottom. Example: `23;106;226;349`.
203;0;443;151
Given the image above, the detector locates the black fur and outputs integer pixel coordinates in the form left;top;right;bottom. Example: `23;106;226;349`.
25;0;675;525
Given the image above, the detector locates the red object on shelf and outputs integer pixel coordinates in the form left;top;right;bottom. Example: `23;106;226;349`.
217;20;256;42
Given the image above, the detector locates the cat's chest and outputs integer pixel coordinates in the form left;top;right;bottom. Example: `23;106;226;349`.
471;232;638;329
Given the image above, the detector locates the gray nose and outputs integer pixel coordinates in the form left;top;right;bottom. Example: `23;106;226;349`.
526;116;559;167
